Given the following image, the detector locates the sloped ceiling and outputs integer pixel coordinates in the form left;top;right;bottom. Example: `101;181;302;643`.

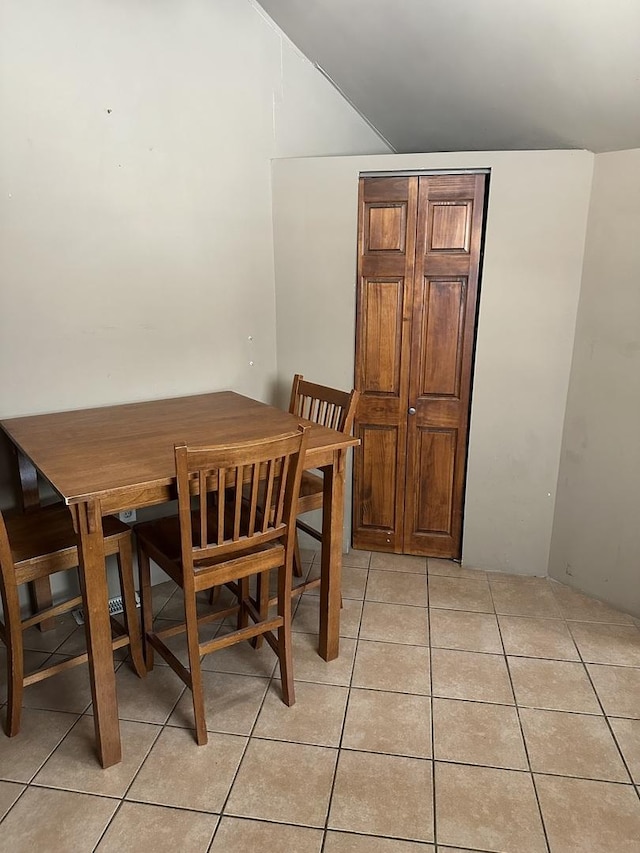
256;0;640;153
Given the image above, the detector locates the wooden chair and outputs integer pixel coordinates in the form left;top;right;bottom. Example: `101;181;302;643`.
0;504;145;737
134;426;308;746
288;374;359;591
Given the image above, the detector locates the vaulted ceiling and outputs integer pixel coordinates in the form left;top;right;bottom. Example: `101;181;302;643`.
257;0;640;153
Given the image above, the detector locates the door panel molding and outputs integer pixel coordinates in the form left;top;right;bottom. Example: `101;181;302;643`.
354;172;487;558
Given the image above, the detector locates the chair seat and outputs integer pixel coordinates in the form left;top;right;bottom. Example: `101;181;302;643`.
6;504;130;582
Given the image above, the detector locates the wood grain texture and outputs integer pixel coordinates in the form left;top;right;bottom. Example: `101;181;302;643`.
354;173;486;558
1;392;358;764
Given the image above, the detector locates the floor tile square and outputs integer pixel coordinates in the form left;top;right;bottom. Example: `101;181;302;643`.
253;681;348;747
0;708;78;783
490;579;562;618
210;816;323;852
499;614;579;660
360;602;429;646
20;614;78;653
96;801;218;852
291;633;356;685
127;726;246;812
352;640;430;695
342;689;431;758
508;657;600;713
0;649;52;703
431;648;514;704
324;832;434;851
428;576;493;613
366;571;428;607
342;550;371;569
610;718;640;783
329;750;433;841
435;762;546;852
570;622;640;666
305;567;368;600
427;559;487;580
225;739;337;827
34;717;161;796
0;786;117;853
535;773;640;853
369;553;427;573
430;609;502;653
98;662;185;725
199;634;278;677
341;566;369;600
552;584;635;624
168;672;269;735
587;664;640;718
0;781;24;820
21;656;94;714
293;595;363;639
520;707;628;781
433;698;527;769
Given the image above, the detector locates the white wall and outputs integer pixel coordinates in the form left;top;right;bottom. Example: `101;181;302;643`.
0;0;388;423
0;0;388;603
272;150;594;575
549;148;640;615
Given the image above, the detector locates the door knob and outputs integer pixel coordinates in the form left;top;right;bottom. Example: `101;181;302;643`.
408;407;416;415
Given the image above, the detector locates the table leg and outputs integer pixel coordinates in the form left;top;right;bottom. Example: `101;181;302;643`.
318;449;345;661
73;501;122;768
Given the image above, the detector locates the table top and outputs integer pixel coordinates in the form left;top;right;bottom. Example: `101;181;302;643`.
1;391;358;509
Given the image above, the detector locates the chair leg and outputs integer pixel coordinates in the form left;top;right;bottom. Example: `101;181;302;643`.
237;577;249;632
137;544;154;672
184;590;207;746
5;644;24;738
1;600;24;737
252;570;270;650
276;563;294;707
293;534;304;578
116;537;146;679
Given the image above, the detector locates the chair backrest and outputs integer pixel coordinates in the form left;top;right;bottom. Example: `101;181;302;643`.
0;512;18;640
174;426;309;575
289;374;359;434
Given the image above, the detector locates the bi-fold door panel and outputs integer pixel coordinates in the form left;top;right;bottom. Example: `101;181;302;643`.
353;177;417;552
354;172;486;558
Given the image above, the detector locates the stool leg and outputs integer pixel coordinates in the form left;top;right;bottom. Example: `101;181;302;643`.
276;561;294;707
1;585;25;736
293;535;304;578
184;590;207;746
137;543;154;672
116;536;146;679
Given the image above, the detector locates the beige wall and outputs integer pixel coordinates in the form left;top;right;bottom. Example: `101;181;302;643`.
272;150;594;574
0;0;387;601
0;0;387;423
549;148;640;615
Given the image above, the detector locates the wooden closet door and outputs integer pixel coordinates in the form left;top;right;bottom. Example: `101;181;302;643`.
404;174;486;557
352;177;418;552
353;173;486;558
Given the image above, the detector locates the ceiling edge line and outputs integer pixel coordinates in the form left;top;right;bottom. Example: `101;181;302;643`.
313;63;397;153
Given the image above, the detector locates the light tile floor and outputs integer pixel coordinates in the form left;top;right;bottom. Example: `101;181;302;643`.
1;553;640;851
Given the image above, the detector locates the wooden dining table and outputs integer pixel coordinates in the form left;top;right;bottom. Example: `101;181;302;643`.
0;391;358;767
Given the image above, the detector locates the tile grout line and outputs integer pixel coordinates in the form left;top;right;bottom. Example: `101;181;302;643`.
489;579;553;853
426;560;438;851
318;549;371;852
207;560;291;848
567;630;640;800
547;579;640;797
